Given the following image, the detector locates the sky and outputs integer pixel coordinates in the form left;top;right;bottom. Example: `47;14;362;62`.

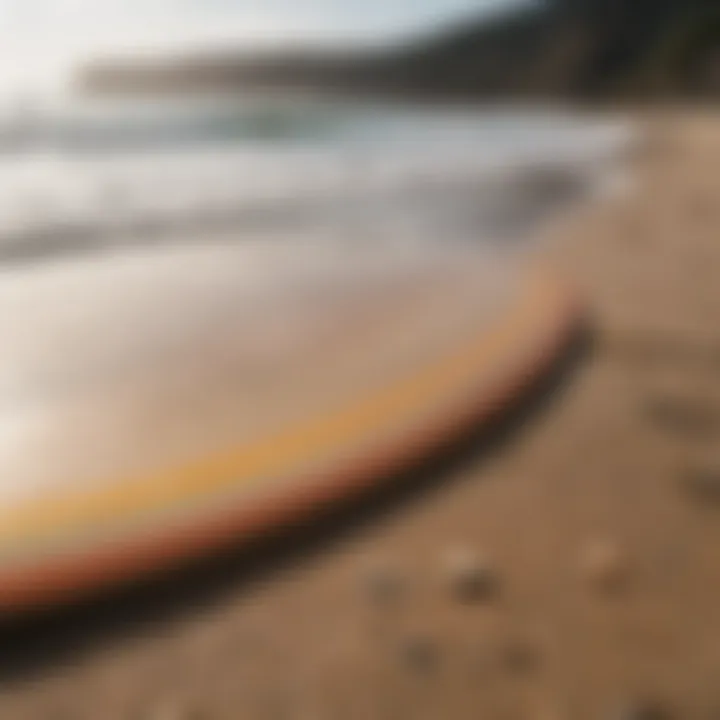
0;0;520;95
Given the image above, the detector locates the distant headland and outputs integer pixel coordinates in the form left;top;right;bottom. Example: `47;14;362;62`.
80;0;720;100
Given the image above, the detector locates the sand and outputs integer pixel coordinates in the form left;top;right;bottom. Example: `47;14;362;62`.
0;110;719;719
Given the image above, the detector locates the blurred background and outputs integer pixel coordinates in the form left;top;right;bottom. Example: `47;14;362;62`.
0;1;719;719
0;0;647;261
0;0;713;259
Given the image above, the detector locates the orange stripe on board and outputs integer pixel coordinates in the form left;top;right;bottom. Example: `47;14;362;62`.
0;273;566;550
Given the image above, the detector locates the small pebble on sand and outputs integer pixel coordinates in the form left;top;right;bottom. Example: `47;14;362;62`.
361;559;406;606
400;634;439;673
442;546;498;603
608;699;674;720
643;392;719;438
680;461;720;504
498;636;540;676
579;539;630;593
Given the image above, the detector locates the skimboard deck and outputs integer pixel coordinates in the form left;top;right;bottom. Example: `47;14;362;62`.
0;245;582;613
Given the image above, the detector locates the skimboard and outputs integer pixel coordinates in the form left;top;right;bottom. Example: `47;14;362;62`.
0;242;581;612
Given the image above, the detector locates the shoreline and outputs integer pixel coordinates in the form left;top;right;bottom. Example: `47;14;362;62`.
0;102;629;266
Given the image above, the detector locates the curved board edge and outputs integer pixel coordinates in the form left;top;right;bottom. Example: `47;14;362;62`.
0;268;586;615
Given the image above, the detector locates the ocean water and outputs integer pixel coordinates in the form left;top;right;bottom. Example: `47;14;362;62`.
0;94;632;263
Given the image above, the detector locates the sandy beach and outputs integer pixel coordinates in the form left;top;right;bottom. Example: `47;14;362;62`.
0;110;719;719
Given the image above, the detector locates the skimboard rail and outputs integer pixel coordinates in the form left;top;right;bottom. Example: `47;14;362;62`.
0;269;584;614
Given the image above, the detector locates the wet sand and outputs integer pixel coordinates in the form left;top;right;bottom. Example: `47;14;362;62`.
1;111;720;719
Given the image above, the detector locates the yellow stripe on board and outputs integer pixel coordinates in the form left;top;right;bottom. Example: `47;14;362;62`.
0;274;564;547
